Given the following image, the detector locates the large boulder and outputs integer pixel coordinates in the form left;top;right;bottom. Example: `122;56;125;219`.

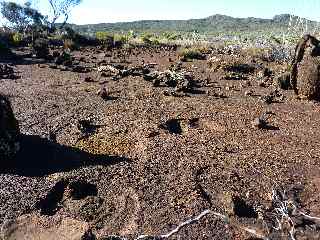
291;34;320;100
0;95;20;160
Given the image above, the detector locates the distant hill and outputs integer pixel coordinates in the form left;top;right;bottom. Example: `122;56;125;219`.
69;14;319;36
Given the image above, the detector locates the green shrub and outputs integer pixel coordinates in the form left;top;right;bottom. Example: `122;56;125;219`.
140;33;161;45
12;32;22;46
140;32;153;44
96;31;114;47
96;31;112;42
178;47;206;60
114;34;128;43
162;32;181;41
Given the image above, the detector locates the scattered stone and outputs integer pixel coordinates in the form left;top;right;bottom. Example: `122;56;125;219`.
145;69;201;95
258;80;267;87
49;64;58;69
224;63;256;74
55;51;73;66
144;72;159;82
97;86;108;100
159;118;199;135
38;64;46;69
225;72;247;80
260;89;284;104
97;65;120;75
273;72;291;90
84;77;94;82
257;68;272;78
72;65;89;73
252;112;277;130
0;95;20;161
252;117;267;129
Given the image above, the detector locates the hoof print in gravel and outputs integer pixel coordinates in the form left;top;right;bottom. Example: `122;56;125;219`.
77;119;99;136
189;118;200;128
160;118;200;135
76;196;104;222
36;180;68;216
148;131;160;138
68;181;98;200
81;230;96;240
232;196;258;219
160;119;184;135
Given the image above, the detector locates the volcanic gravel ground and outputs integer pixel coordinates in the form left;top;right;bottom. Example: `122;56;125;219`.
0;45;319;240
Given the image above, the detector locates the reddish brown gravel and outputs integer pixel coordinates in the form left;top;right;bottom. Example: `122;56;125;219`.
0;45;319;240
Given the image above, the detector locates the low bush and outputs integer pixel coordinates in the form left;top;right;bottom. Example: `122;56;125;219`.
12;32;23;46
178;47;206;60
96;31;114;47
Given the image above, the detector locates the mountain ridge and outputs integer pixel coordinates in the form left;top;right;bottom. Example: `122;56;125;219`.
70;14;319;35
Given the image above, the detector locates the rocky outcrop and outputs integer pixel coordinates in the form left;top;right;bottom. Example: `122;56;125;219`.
291;34;320;100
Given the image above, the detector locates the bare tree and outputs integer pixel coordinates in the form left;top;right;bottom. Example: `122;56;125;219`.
48;0;82;28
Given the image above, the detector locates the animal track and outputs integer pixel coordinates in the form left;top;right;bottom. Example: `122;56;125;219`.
36;180;68;216
160;118;200;135
36;179;98;216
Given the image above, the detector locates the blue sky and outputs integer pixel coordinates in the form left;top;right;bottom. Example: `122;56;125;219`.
2;0;320;25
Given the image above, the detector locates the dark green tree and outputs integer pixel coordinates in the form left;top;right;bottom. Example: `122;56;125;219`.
0;1;46;33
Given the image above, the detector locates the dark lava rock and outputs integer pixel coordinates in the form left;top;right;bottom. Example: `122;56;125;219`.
72;65;89;73
0;95;20;160
0;64;16;79
84;77;94;82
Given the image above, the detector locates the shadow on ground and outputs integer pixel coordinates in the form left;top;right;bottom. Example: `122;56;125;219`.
1;134;131;177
